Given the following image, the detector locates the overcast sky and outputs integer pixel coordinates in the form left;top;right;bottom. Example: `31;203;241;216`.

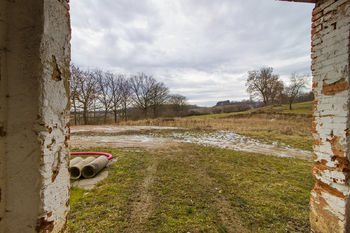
70;0;315;107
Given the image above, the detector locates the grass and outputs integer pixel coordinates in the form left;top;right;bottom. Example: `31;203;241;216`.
69;103;315;231
68;145;314;232
187;101;313;119
117;107;313;151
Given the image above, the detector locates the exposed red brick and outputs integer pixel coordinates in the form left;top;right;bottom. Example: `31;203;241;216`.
36;217;54;233
47;212;52;218
312;24;323;35
321;115;335;118
326;15;338;24
314;195;330;209
318;208;339;224
322;78;349;96
326;136;345;157
338;2;349;15
314;139;323;146
320;159;328;165
312;183;322;195
333;156;350;172
312;5;323;16
332;149;345;157
312;100;318;111
315;162;329;171
311;167;321;178
46;126;53;134
312;11;323;21
315;179;345;199
312;17;323;28
312;32;322;40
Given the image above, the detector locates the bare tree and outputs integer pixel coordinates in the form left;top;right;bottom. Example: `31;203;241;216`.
108;72;122;123
70;64;83;125
151;82;169;118
75;69;98;125
246;67;284;106
129;73;157;118
285;72;309;110
168;94;189;116
95;69;113;124
269;79;284;105
119;75;133;121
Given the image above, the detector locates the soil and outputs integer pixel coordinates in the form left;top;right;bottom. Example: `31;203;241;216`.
125;157;158;232
70;125;313;161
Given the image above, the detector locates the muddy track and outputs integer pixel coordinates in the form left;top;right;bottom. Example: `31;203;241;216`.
125;157;158;232
184;158;249;232
194;167;248;233
155;147;249;232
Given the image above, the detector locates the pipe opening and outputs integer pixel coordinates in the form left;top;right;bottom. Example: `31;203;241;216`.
82;165;95;178
70;167;81;179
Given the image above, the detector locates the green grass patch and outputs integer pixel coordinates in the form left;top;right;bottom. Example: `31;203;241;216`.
68;147;150;232
188;101;313;119
68;145;314;232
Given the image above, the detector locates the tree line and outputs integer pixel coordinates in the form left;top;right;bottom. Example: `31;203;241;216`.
70;65;189;125
245;67;311;110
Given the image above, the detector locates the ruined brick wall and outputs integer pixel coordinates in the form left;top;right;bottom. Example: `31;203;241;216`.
310;0;350;232
0;0;71;232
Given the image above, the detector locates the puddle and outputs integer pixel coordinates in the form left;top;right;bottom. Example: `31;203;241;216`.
70;125;313;161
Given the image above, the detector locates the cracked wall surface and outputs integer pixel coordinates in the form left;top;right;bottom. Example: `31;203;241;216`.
0;0;71;232
309;0;350;232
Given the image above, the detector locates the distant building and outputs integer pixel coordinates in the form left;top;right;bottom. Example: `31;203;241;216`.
216;100;230;106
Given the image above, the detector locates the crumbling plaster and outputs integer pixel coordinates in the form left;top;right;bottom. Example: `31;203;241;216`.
0;0;71;232
308;0;350;232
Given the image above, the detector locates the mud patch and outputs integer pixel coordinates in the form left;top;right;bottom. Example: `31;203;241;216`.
125;159;158;232
70;125;312;161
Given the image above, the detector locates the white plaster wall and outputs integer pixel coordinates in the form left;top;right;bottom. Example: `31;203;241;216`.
0;0;71;232
310;0;350;231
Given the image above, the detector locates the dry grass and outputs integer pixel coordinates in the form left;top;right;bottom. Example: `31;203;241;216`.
117;113;313;151
118;114;310;135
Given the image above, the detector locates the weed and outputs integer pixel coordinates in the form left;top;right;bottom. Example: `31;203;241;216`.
218;225;228;233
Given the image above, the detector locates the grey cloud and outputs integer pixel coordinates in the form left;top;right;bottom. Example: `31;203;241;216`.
70;0;315;106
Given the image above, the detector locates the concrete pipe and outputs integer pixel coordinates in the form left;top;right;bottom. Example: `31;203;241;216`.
81;155;109;179
69;156;96;179
69;157;83;168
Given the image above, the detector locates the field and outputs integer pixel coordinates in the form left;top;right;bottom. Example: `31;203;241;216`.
68;102;315;232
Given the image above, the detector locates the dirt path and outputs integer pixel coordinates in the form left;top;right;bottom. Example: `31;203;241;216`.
126;159;158;232
191;166;249;233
